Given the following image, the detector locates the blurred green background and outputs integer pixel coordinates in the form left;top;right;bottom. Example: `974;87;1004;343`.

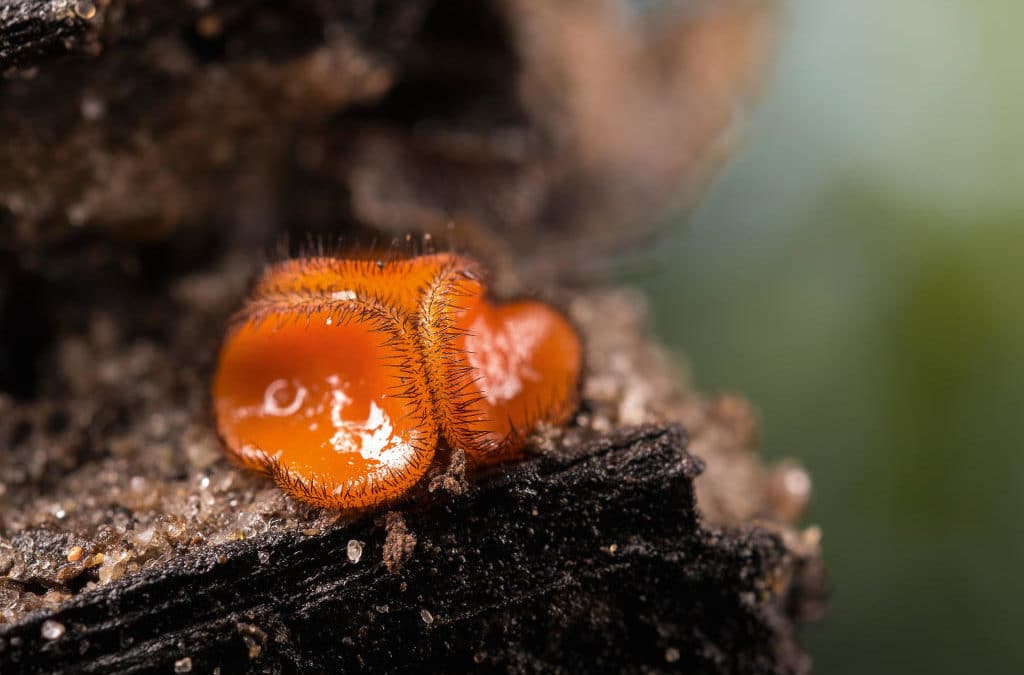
640;2;1024;673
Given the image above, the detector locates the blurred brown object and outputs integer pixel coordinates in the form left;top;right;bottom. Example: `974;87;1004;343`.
0;0;777;283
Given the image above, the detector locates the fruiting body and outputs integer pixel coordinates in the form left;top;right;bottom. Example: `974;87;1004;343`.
212;253;581;509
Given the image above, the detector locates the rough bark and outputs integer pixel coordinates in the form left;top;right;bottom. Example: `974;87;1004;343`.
0;426;820;674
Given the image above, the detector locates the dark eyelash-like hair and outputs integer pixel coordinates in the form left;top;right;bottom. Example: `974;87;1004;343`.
243;431;438;510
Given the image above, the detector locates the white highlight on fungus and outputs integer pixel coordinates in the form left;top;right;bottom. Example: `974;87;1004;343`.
326;381;413;471
261;379;307;416
465;313;545;404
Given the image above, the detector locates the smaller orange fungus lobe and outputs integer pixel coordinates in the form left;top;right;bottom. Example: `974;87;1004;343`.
212;253;581;510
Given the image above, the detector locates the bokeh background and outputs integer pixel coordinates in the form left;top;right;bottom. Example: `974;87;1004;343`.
639;2;1024;673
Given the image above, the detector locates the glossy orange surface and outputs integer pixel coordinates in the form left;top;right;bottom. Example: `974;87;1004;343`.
212;253;581;509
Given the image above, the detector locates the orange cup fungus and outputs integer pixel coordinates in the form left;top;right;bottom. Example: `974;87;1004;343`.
212;253;581;510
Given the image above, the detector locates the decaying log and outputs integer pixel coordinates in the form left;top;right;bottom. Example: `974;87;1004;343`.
0;426;818;674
